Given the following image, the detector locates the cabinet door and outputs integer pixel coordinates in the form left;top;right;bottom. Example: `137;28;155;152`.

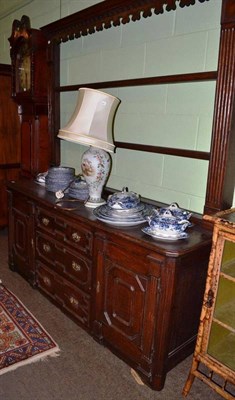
183;225;235;399
0;65;20;227
8;190;35;284
0;169;20;228
207;235;235;371
93;235;164;375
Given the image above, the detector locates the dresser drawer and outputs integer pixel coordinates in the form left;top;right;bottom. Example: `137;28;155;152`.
36;232;92;292
36;262;90;328
35;207;93;256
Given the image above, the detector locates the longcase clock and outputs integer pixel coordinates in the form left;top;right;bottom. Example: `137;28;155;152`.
9;15;51;178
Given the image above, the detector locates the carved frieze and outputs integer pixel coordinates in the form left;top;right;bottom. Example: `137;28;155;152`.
41;0;209;44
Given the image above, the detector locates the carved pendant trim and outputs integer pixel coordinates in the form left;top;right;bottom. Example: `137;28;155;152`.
42;0;209;44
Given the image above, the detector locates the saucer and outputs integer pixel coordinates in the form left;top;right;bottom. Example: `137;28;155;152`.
142;226;188;241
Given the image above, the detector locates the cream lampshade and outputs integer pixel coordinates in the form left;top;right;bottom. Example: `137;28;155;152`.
58;88;120;208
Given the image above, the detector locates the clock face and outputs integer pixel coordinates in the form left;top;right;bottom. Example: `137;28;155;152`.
16;42;31;93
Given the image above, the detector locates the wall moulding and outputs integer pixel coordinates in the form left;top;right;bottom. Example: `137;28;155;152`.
41;0;209;44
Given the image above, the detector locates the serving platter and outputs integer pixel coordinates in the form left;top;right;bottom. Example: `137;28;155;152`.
142;226;189;241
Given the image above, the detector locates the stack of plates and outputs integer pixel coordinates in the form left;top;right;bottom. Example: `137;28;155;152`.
93;203;153;227
68;178;89;201
45;166;75;192
93;188;154;227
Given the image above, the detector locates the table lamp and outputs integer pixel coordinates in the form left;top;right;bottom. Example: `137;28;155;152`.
58;87;120;208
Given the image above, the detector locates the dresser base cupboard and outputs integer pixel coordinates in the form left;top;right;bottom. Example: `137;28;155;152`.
7;179;212;391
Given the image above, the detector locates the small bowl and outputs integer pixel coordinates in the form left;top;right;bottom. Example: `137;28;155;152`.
107;187;140;210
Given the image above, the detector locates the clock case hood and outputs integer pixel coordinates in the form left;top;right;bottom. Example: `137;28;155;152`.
8;15;48;107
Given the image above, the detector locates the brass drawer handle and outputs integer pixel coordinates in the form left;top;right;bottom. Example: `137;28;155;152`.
72;261;81;272
43;243;51;253
43;276;51;286
69;296;78;306
42;217;50;226
72;232;81;242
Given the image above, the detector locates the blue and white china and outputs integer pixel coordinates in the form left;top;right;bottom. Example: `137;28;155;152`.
146;210;190;235
93;215;146;227
93;196;154;227
154;202;192;221
94;191;191;232
107;187;140;210
94;203;152;220
97;203;145;218
142;226;188;241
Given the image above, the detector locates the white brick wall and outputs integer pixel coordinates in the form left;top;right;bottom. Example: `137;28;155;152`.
60;0;221;213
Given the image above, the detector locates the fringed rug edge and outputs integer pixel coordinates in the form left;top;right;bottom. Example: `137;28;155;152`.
0;280;61;376
0;345;60;376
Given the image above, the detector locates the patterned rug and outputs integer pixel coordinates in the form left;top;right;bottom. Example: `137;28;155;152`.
0;283;60;375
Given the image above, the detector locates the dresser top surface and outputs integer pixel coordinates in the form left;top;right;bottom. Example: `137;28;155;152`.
7;178;212;257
